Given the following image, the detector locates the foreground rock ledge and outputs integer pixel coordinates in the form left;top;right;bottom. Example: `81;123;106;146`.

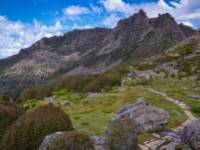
182;120;200;150
103;97;169;150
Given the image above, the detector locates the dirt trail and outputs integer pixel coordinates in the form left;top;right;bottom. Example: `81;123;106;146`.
138;88;197;150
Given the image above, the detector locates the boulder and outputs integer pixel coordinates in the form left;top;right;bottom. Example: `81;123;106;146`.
182;120;200;150
104;98;169;150
39;131;94;150
112;97;169;133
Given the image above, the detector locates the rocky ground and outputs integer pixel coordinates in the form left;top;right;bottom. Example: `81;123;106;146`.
138;88;197;150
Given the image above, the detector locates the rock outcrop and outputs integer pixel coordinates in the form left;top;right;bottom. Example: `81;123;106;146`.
104;97;169;150
39;131;94;150
182;120;200;150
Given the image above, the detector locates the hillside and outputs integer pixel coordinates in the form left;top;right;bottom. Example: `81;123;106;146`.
0;10;197;93
11;35;200;149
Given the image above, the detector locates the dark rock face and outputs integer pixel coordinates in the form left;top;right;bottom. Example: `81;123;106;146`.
182;120;200;150
0;10;197;93
103;98;169;150
39;131;95;150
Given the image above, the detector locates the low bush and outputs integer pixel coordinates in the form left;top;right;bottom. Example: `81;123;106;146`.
1;104;73;150
0;102;22;140
192;106;200;114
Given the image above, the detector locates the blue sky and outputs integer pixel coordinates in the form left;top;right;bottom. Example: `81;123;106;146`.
0;0;200;58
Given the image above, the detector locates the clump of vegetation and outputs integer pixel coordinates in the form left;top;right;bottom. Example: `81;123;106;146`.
0;102;22;140
1;104;74;150
177;59;193;77
105;118;138;150
176;39;198;55
19;84;54;101
19;65;130;100
192;106;200;114
39;131;94;150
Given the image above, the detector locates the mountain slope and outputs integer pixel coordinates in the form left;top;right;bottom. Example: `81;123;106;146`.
0;10;197;93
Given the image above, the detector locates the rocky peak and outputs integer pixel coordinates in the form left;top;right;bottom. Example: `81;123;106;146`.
155;13;177;26
117;9;148;27
135;9;147;19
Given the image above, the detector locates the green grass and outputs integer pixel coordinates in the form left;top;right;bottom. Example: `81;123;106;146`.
19;78;189;135
148;78;200;118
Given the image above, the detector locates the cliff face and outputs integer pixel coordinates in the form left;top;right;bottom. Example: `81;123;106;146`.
0;10;197;92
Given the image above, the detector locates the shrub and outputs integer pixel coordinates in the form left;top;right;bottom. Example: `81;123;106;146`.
20;84;54;100
177;40;198;56
0;102;22;140
39;131;94;150
105;118;138;150
192;106;200;114
1;104;74;150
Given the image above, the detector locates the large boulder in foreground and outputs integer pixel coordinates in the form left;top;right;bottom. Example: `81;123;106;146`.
0;102;21;140
39;131;94;150
104;97;169;150
1;104;73;150
182;120;200;150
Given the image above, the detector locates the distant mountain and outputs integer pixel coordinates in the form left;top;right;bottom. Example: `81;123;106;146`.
0;10;198;93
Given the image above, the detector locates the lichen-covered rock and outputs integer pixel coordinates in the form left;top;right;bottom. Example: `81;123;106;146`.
39;131;94;150
112;97;169;133
104;97;169;150
104;117;138;150
0;104;73;150
182;120;200;150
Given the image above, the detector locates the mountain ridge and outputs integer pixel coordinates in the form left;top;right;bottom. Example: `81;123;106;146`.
0;10;198;93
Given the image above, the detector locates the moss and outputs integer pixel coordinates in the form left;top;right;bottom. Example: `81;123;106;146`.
175;144;184;150
40;131;94;150
1;104;73;150
138;133;154;143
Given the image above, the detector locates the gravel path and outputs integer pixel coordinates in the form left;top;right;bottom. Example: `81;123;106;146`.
138;88;197;150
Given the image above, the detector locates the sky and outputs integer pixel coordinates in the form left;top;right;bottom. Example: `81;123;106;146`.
0;0;200;58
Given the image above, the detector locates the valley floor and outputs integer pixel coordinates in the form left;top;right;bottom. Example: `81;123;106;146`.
20;77;200;135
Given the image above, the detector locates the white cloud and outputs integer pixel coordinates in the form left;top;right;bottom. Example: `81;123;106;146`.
103;13;121;27
64;6;90;17
0;16;64;58
180;21;193;27
100;0;134;15
100;0;200;28
72;24;93;30
90;4;103;14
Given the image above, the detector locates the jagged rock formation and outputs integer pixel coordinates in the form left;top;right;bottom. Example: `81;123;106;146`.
0;10;197;93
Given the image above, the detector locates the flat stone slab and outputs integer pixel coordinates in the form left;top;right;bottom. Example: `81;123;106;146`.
145;140;166;150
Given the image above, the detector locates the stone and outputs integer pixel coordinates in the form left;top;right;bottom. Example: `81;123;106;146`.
182;120;200;150
104;98;169;150
39;131;95;150
188;95;200;99
112;97;169;133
